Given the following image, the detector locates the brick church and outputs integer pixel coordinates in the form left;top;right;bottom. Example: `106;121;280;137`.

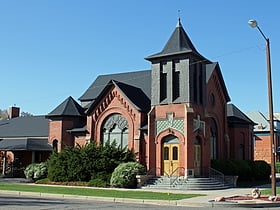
46;19;255;177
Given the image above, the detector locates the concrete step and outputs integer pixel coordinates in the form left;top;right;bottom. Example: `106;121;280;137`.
143;176;231;190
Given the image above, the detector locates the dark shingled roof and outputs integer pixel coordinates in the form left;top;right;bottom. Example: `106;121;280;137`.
145;19;206;60
227;104;255;124
0;138;52;151
47;96;85;117
206;62;230;102
0;116;49;137
86;79;151;114
114;81;151;112
79;70;151;102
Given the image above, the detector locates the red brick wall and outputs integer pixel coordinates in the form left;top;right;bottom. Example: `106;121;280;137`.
150;103;212;176
254;135;272;163
87;87;144;162
48;118;76;152
228;126;254;160
74;136;86;147
206;69;228;159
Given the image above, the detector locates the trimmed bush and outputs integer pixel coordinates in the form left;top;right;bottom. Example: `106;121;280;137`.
24;162;48;180
251;160;271;180
211;159;238;175
110;162;146;188
231;160;253;181
211;159;271;181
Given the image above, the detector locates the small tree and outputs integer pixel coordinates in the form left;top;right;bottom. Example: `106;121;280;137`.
0;109;8;120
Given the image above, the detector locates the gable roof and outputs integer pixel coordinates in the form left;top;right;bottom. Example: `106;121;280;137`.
227;104;255;124
86;80;151;114
145;19;206;60
0;116;49;138
47;96;85;117
246;111;270;132
79;70;151;103
206;62;230;102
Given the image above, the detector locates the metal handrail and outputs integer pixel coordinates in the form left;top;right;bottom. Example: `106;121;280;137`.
169;167;185;187
145;167;167;176
209;167;225;184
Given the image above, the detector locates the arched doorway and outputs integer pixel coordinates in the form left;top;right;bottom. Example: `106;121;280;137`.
162;135;179;176
194;136;202;176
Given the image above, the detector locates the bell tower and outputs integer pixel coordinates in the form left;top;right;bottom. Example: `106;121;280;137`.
145;19;212;176
145;18;208;107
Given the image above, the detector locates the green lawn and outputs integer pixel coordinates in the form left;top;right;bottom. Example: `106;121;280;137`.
261;187;280;195
0;183;204;200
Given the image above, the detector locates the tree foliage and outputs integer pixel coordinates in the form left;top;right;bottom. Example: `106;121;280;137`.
20;112;33;117
0;109;8;120
47;141;135;183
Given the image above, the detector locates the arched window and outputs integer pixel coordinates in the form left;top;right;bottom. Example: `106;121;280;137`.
239;144;245;160
52;139;58;152
210;118;218;160
101;113;129;149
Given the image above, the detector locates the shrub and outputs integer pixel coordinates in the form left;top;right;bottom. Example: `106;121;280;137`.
110;162;146;188
211;159;238;175
231;160;253;181
88;171;111;187
88;178;108;188
211;159;271;181
24;163;36;179
24;162;48;180
276;162;280;173
251;160;271;180
47;148;70;182
47;142;136;182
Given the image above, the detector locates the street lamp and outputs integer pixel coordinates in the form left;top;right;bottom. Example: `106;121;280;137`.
248;19;276;196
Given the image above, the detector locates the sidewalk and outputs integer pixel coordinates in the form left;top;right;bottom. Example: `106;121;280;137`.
140;187;254;207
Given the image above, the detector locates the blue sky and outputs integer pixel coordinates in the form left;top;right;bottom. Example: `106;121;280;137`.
0;0;279;115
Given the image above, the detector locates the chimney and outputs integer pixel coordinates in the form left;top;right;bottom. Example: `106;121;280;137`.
9;106;20;119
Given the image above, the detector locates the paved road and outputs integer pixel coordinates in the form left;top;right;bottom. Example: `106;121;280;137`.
1;178;280;209
0;193;269;210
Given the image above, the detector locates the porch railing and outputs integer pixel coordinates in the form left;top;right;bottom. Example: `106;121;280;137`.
209;167;225;185
169;167;185;187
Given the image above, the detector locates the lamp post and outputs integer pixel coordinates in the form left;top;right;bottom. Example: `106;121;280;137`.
248;19;276;196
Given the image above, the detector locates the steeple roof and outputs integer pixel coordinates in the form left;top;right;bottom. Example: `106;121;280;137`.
47;96;85;117
146;18;205;60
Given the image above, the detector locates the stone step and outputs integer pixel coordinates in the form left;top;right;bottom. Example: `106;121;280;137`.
143;176;231;190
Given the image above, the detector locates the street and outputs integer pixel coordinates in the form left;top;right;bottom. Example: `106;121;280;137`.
0;193;277;210
0;194;189;209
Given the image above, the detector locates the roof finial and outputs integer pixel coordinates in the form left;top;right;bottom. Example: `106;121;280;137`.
177;10;182;27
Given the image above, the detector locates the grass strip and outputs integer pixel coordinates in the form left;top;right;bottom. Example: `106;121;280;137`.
0;183;204;200
261;188;280;196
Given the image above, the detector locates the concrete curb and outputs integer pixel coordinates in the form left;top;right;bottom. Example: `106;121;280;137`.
1;181;280;208
209;200;280;208
0;190;207;207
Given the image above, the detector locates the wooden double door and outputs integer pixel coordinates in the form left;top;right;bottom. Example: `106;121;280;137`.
162;135;179;176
